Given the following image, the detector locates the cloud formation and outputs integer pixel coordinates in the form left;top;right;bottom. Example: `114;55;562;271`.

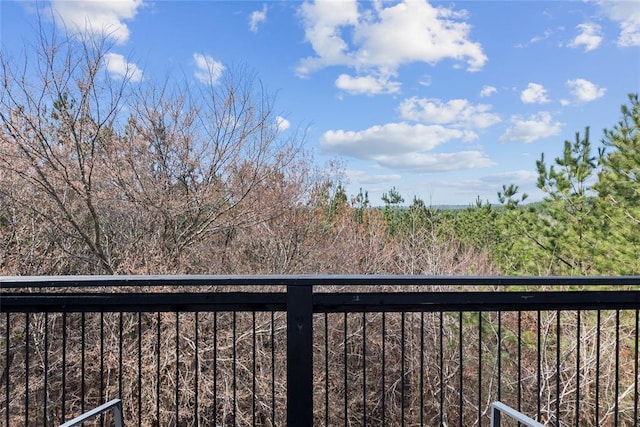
568;23;603;52
103;53;143;82
297;0;486;94
399;97;501;129
49;0;144;44
480;85;497;97
598;1;640;47
346;169;401;185
521;83;550;104
193;53;224;85
297;0;358;74
335;74;401;95
249;4;267;33
567;79;606;102
529;29;553;44
276;116;290;131
320;122;490;172
374;151;494;172
322;123;462;156
515;28;554;48
500;112;562;143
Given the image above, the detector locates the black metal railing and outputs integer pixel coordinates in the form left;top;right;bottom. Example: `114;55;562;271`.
1;275;639;426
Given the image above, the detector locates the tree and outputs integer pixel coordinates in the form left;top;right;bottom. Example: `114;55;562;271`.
498;184;528;209
496;95;640;275
495;129;601;275
381;186;405;235
351;188;370;225
534;128;599;274
0;25;304;274
493;185;552;274
594;93;640;273
0;28;127;274
453;197;498;252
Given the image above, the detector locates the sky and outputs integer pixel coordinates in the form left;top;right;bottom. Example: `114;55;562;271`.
1;0;639;206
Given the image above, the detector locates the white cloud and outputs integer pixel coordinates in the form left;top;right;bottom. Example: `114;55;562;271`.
398;97;500;129
346;169;401;185
529;29;553;44
249;4;267;33
321;122;465;157
103;53;142;82
320;122;489;172
335;73;401;95
597;1;640;47
560;99;571;106
296;0;359;75
193;53;224;85
568;23;603;52
500;112;563;143
353;1;487;72
276;115;290;131
480;85;497;97
520;83;550;104
515;28;553;48
49;0;144;44
418;75;432;87
375;151;494;172
567;78;606;102
297;0;487;78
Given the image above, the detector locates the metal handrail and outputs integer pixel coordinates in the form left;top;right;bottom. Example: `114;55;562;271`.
490;401;544;427
59;399;124;427
2;274;639;289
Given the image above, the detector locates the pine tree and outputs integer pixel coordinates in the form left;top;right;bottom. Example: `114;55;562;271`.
495;185;551;274
535;128;599;274
594;93;640;274
381;187;405;236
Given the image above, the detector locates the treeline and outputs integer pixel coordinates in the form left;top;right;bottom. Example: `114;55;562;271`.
0;29;494;277
370;90;639;277
1;29;638;277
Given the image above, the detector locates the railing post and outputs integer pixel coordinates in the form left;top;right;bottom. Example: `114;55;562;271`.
287;284;314;426
490;404;501;427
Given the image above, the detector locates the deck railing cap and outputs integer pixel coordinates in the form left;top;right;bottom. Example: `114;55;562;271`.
1;274;638;289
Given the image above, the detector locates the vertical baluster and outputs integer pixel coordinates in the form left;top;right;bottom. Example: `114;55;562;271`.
25;313;29;426
478;312;482;427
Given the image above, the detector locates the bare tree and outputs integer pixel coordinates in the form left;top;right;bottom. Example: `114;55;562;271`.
0;25;130;274
0;25;305;275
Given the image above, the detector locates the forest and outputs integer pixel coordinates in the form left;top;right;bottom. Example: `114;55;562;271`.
0;29;638;278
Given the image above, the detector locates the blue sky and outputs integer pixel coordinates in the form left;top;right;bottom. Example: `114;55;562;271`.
1;0;639;206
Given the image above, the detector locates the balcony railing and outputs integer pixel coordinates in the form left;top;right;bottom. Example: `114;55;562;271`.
1;275;639;426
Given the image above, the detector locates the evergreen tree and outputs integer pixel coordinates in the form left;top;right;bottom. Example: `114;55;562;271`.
495;94;640;275
351;188;370;225
453;197;498;251
534;128;599;274
494;185;550;274
381;187;405;235
594;93;640;273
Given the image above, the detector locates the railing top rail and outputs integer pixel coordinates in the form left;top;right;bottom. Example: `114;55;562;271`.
58;399;123;427
490;401;544;427
1;274;638;289
2;289;639;313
